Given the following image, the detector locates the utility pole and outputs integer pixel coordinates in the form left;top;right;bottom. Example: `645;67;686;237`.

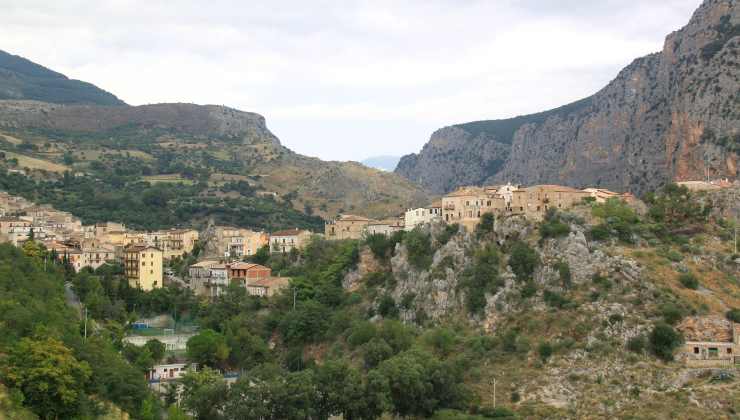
293;287;297;310
492;376;497;408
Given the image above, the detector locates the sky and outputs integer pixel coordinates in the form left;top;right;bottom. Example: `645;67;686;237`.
0;0;701;162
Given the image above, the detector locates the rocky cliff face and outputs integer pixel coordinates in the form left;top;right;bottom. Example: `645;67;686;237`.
0;100;279;145
396;0;739;195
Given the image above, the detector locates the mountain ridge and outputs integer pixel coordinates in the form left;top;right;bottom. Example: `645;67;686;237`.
396;0;739;195
0;49;126;106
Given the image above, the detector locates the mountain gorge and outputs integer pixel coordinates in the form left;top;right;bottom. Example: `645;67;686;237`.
396;0;739;195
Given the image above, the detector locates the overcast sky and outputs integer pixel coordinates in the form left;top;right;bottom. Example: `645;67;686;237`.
1;0;700;162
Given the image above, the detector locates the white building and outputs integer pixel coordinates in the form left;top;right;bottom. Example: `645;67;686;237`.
404;202;442;231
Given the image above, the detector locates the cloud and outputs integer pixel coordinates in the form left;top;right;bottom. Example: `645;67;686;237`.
0;0;700;161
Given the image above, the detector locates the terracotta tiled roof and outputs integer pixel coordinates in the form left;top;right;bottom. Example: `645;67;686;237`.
445;186;485;197
338;214;373;222
229;262;269;271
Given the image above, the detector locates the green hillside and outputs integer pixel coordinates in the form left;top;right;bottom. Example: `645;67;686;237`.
0;50;125;106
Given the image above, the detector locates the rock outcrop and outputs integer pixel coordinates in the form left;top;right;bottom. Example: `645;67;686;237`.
396;0;739;195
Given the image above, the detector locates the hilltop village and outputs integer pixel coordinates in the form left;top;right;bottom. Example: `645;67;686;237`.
2;180;734;297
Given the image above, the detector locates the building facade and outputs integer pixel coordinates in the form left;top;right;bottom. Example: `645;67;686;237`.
124;245;163;291
270;229;312;253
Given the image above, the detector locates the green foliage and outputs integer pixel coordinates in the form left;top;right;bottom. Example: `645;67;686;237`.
0;168;323;232
461;244;502;314
627;335;647;354
144;339;166;363
186;329;230;368
543;290;574;309
405;229;434;270
1;337;92;419
590;198;640;243
726;308;740;323
437;223;460;245
554;260;572;288
278;300;331;345
539;209;570;240
365;233;401;261
648;323;683;361
678;272;699;290
646;184;710;238
363;338;394;369
476;213;495;239
377;349;469;417
378;294;399;318
508;241;540;282
538;341;553;362
180;367;229;420
659;302;688;325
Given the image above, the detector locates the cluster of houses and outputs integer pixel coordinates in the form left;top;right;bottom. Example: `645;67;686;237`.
324;183;637;238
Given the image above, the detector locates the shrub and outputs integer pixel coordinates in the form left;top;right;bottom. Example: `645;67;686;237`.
540;209;570;240
462;244;502;315
520;281;537;298
543;290;573;309
476;213;495;239
659;302;688;325
508;241;540;282
649;323;683;361
588;224;610;241
554;260;572;288
404;229;433;270
538;341;553;362
626;335;646;354
347;321;377;348
365;233;393;260
726;308;740;323
678;273;699;290
436;224;460;245
377;294;399;319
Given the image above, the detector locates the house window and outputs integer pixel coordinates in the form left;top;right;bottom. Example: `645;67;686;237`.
728;348;733;354
708;348;719;358
694;347;699;354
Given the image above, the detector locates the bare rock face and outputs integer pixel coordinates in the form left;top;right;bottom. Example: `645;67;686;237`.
397;0;739;196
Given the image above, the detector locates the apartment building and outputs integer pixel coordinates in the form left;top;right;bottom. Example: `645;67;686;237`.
124;245;163;291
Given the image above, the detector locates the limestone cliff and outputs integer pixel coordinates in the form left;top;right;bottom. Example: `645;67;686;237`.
396;0;739;195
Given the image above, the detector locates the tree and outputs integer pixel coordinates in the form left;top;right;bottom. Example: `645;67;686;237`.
278;300;331;345
186;329;230;368
180;367;228;420
315;360;366;419
476;213;495;239
649;323;683;361
145;339;166;363
508;241;539;281
1;337;92;419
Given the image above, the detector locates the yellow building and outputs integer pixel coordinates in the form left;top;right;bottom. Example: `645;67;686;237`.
124;245;163;291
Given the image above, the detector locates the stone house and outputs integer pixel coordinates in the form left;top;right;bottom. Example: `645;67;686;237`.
509;185;591;220
365;217;405;236
582;188;637;204
246;276;290;297
441;187;507;231
678;316;740;367
188;260;229;298
325;214;375;240
210;226;268;258
270;229;312;253
404;202;442;231
124;245;163;291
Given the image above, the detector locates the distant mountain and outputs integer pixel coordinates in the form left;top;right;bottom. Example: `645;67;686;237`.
0;49;125;106
361;155;401;171
396;0;739;195
0;54;428;226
